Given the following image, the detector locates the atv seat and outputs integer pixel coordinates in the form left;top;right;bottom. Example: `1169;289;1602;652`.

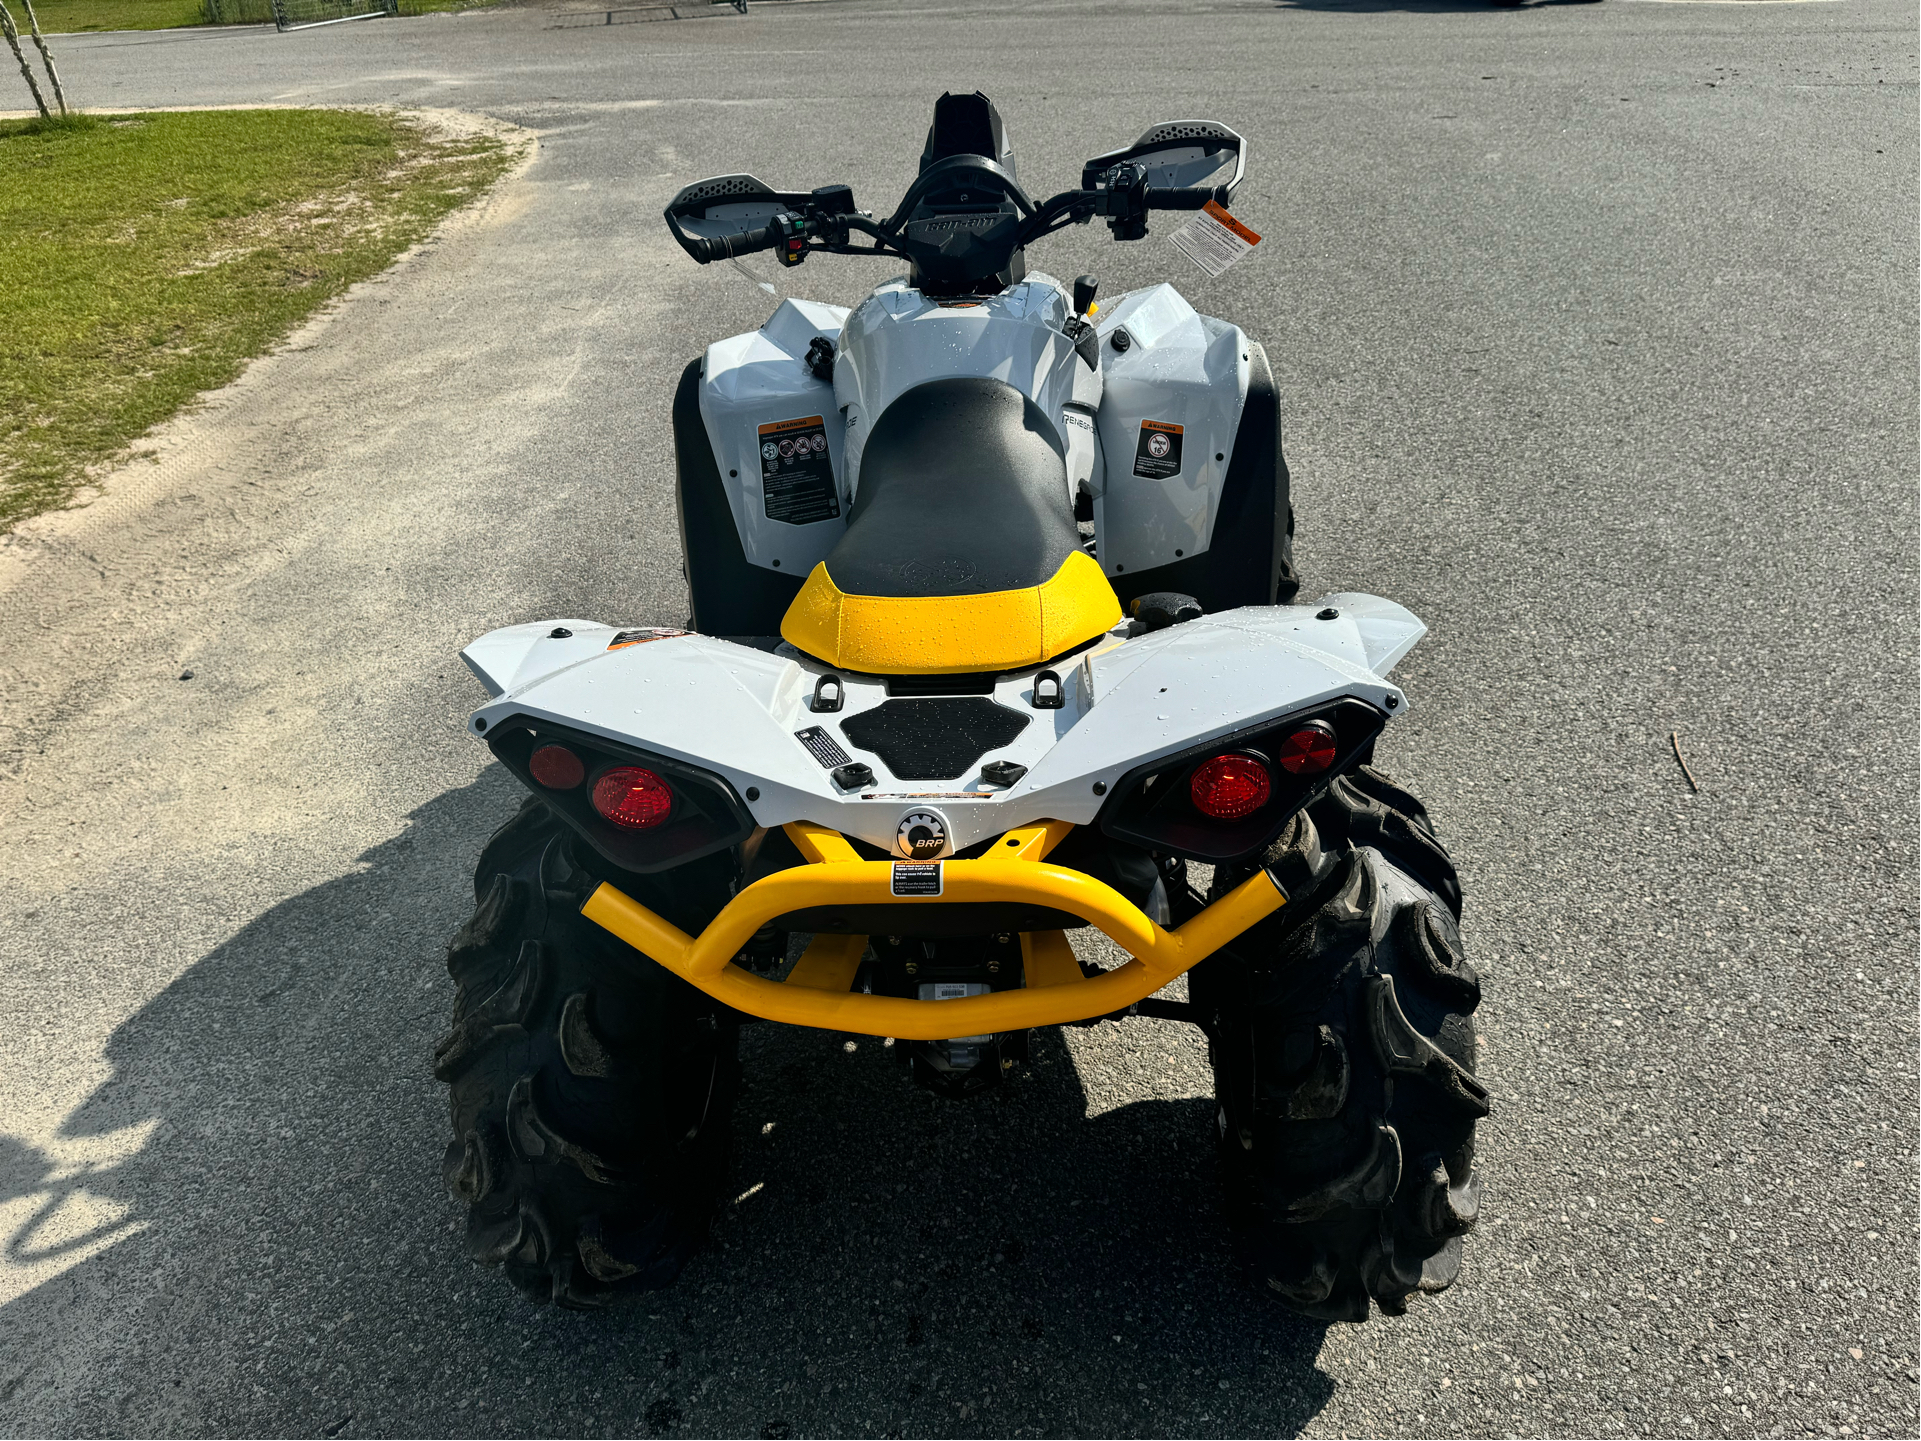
780;377;1121;675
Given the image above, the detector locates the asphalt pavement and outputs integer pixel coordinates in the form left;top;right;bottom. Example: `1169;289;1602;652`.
0;0;1916;1436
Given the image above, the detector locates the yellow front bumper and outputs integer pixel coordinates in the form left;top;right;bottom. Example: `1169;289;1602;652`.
579;820;1284;1040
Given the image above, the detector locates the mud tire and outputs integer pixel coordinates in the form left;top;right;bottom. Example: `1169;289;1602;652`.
435;798;738;1307
1191;775;1485;1321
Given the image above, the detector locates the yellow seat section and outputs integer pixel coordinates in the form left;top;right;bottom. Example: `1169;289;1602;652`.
781;549;1121;675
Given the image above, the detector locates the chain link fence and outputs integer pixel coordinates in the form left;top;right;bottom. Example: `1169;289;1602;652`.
270;0;392;28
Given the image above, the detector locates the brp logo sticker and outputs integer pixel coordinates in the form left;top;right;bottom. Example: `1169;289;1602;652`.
896;809;949;860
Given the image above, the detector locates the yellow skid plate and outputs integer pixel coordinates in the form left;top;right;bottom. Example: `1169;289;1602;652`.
578;821;1284;1040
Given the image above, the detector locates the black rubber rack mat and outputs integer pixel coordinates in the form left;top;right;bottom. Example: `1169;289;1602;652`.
839;697;1030;780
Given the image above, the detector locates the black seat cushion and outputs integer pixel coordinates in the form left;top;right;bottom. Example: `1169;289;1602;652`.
825;377;1079;599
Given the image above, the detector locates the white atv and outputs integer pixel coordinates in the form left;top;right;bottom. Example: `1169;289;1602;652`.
436;93;1486;1321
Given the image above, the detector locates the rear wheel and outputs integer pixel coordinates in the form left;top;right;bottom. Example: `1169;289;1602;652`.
435;799;738;1307
1190;770;1486;1320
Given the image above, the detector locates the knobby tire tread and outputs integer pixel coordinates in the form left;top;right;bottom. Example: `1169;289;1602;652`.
1193;772;1486;1321
437;802;738;1308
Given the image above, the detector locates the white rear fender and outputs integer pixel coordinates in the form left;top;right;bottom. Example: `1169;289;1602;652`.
460;621;628;698
463;594;1425;857
1315;593;1427;676
1203;593;1426;678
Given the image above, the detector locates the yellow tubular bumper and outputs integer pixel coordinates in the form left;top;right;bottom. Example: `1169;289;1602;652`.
577;821;1286;1040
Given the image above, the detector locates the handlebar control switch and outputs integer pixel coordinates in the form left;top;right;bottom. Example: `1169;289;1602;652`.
1102;164;1150;241
807;185;857;248
773;212;810;268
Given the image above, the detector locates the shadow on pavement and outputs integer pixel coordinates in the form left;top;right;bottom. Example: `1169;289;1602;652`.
1;777;1337;1437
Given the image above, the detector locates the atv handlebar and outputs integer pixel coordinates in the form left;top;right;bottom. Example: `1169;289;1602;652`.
686;225;782;264
676;179;1237;272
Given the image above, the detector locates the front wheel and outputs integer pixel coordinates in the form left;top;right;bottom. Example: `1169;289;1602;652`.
434;799;738;1307
1191;768;1487;1321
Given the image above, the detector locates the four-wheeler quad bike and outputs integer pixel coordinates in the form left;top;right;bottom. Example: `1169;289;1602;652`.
436;93;1487;1321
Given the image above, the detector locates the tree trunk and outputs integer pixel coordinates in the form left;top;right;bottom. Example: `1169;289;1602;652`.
0;0;51;121
16;0;66;116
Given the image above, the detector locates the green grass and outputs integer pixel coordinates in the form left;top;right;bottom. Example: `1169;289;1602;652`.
0;108;517;530
27;0;499;32
31;0;207;32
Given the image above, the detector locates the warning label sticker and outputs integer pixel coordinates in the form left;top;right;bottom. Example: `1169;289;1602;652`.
1168;200;1263;279
891;862;943;897
1133;419;1184;480
757;415;840;526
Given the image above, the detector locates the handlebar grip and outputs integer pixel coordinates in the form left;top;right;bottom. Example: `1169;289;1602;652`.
688;225;780;264
1143;187;1224;211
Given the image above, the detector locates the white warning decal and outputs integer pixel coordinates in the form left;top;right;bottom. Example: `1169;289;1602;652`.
757;415;840;526
891;862;943;897
1168;200;1262;279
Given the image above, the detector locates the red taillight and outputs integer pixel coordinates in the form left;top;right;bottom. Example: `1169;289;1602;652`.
529;744;585;790
591;766;673;829
1190;754;1271;820
1276;722;1339;776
